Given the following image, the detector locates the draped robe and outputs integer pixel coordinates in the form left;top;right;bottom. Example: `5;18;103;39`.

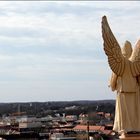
109;59;140;133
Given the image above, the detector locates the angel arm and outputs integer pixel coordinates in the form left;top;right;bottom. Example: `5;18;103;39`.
102;16;125;76
108;72;118;91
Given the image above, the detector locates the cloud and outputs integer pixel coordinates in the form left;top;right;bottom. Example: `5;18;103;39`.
0;1;139;102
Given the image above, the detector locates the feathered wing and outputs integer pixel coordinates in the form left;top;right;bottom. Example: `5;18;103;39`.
129;39;140;76
102;16;125;76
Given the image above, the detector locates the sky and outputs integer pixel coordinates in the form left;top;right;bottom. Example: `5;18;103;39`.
0;1;140;102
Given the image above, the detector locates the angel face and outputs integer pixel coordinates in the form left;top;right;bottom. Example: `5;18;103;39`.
122;41;132;59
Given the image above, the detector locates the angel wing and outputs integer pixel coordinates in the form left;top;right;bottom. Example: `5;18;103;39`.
129;39;140;76
102;16;125;76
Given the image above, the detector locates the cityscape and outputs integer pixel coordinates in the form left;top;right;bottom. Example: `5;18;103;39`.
0;100;117;140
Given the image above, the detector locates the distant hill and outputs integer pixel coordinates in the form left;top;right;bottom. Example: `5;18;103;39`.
0;100;115;117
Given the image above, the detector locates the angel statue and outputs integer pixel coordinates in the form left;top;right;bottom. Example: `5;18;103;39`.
101;16;140;136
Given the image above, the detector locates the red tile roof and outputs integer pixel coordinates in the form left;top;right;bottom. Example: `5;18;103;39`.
73;125;113;135
73;125;104;131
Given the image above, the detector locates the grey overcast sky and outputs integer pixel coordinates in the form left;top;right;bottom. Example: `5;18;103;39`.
0;1;140;102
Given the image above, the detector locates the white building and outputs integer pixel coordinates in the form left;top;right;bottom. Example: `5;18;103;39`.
18;116;42;128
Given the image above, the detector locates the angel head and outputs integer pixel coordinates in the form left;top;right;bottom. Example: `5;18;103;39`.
122;41;132;59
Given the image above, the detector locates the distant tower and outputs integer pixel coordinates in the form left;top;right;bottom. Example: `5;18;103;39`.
18;104;20;114
96;105;99;111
